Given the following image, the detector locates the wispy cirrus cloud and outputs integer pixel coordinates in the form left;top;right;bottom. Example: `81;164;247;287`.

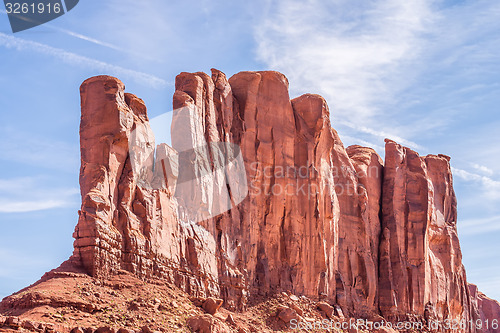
0;8;122;52
471;163;494;177
459;215;500;236
0;177;79;213
47;25;124;52
452;167;500;200
46;25;161;62
0;199;72;213
340;135;384;154
0;32;169;89
254;0;500;152
339;120;423;150
255;0;436;147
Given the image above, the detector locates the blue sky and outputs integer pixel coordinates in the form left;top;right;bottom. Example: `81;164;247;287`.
0;0;499;301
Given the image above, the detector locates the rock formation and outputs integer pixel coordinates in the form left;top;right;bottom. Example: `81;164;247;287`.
470;284;500;333
13;69;500;331
74;76;221;299
379;140;474;323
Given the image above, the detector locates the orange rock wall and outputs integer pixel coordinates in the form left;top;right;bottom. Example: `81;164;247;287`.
71;70;498;329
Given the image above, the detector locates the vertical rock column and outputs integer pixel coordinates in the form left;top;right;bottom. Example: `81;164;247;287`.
172;70;246;308
228;71;299;297
345;145;384;317
288;94;339;302
73;76;133;276
73;75;220;299
379;139;473;323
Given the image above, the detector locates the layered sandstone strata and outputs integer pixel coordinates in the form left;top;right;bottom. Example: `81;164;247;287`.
69;69;498;329
74;76;220;298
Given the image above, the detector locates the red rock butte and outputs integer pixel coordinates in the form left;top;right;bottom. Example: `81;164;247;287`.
1;69;499;332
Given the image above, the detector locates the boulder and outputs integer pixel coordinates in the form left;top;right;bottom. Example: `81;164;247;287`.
202;298;223;315
5;316;20;328
277;306;301;323
70;328;85;333
95;327;116;333
317;302;335;319
187;314;229;333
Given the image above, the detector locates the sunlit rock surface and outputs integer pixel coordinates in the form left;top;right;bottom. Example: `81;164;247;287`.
67;70;500;329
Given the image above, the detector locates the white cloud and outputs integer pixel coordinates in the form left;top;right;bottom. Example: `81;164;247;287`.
254;0;500;152
339;120;423;150
0;32;169;89
340;134;385;155
255;0;435;144
0;177;79;213
44;24;161;62
459;215;500;235
471;163;494;176
0;177;36;192
0;199;72;213
0;8;126;54
49;26;124;52
452;167;500;200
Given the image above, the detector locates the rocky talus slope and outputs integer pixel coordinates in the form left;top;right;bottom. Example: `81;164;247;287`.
1;69;498;333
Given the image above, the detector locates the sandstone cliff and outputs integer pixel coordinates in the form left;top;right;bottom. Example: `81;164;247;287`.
379;140;477;325
1;69;498;332
470;284;500;333
69;69;499;329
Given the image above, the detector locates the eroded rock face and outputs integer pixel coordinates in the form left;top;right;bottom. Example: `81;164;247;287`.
224;75;343;310
379;139;473;323
70;70;498;328
339;144;383;316
469;284;500;333
73;75;219;299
